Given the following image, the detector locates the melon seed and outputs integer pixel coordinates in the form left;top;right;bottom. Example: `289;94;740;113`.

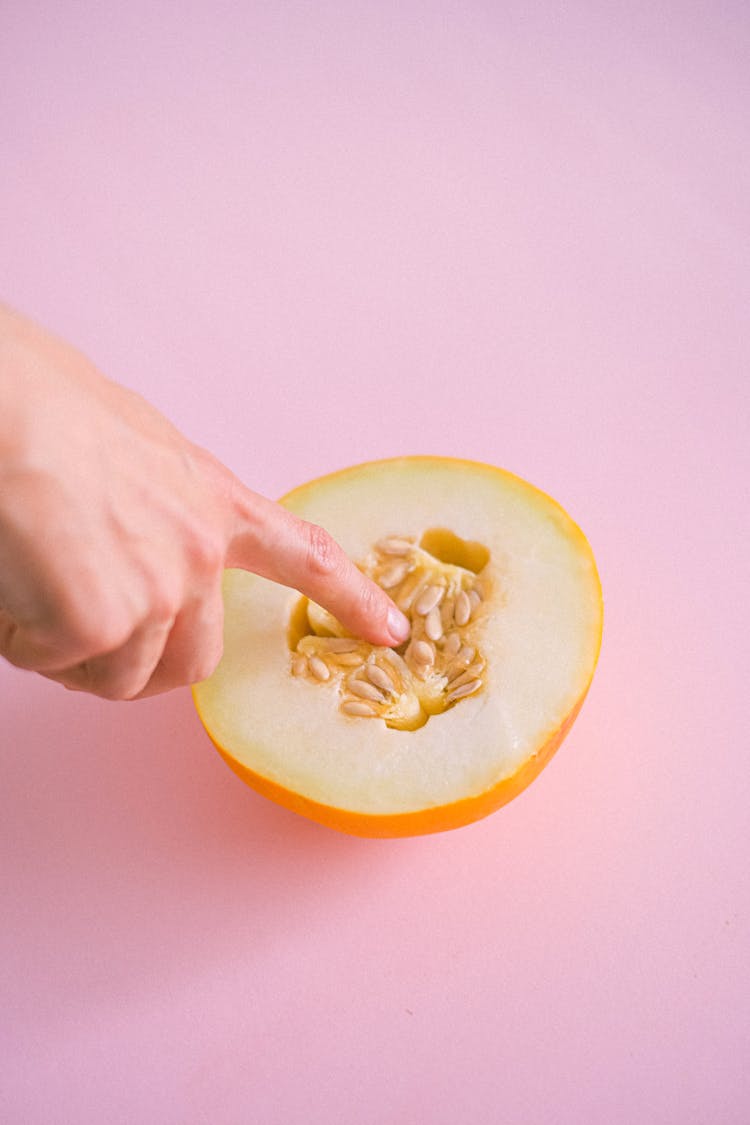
441;597;455;631
415;584;444;616
376;537;413;556
322;638;361;653
446;678;481;703
309;656;331;681
366;664;396;695
411;640;435;666
342;700;378;717
454;590;471;626
425;607;443;642
334;652;367;667
447;665;483;692
396;573;423;611
380;560;410;589
348;679;386;703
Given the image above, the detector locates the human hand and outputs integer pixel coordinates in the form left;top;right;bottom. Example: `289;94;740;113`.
0;305;410;699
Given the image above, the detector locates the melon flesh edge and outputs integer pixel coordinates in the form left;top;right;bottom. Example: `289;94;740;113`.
194;458;602;817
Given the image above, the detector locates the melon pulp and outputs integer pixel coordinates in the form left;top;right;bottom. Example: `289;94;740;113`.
192;457;603;837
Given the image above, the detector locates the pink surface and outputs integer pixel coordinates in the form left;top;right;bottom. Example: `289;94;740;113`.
1;3;748;1122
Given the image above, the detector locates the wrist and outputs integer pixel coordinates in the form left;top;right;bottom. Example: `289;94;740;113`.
0;307;36;463
0;304;63;462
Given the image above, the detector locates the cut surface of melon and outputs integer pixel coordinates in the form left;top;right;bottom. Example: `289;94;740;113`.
193;457;603;836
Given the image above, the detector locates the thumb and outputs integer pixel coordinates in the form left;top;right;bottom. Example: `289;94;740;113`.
225;487;410;648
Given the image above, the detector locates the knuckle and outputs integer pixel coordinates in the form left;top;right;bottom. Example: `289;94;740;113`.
186;617;224;685
185;441;224;484
86;658;151;702
57;589;133;657
117;679;150;702
191;656;220;685
190;532;225;578
187;645;223;685
101;679;144;702
138;570;181;629
71;658;118;700
149;591;180;630
70;614;131;657
95;681;131;702
305;523;341;580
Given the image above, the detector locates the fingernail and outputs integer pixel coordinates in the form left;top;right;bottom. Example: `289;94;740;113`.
387;605;410;644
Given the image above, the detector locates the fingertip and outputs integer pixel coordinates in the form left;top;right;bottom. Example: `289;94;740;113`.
386;605;411;645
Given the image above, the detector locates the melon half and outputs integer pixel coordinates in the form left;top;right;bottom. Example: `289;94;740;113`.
193;457;603;837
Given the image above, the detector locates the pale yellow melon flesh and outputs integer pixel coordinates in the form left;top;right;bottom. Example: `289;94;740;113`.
193;457;603;836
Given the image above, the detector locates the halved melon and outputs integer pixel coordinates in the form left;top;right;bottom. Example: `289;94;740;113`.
193;457;603;837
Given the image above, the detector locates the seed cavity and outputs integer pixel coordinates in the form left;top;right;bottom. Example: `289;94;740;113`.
289;532;491;729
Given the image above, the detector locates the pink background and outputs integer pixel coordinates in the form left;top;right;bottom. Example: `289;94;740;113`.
1;3;748;1122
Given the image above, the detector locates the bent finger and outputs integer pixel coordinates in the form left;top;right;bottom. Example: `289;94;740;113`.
0;600;135;675
133;586;225;698
226;490;410;647
0;612;90;673
41;615;175;700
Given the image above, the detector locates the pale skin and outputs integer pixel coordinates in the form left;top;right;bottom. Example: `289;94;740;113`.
0;304;410;700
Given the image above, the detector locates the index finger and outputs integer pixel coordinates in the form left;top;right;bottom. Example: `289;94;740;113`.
226;488;410;648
